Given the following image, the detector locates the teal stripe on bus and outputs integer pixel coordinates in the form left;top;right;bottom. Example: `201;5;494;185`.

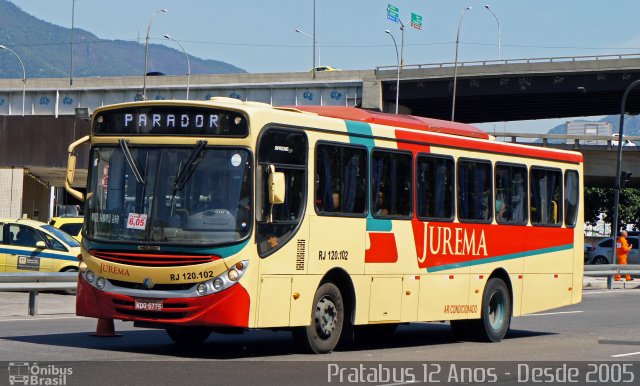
426;244;575;273
366;217;392;232
346;120;375;149
0;247;78;262
82;239;250;259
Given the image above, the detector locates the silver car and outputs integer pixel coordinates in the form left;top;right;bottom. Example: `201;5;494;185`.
587;236;640;264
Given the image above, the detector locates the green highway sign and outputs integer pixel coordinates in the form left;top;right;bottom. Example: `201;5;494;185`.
387;3;399;22
411;12;422;30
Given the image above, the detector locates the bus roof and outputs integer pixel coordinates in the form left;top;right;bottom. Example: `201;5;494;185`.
281;106;490;140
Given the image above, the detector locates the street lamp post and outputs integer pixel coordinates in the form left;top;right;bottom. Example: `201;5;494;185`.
142;8;167;100
0;45;26;116
451;6;471;122
484;5;501;61
385;30;400;114
295;29;320;68
608;78;640;289
70;0;76;86
164;35;191;100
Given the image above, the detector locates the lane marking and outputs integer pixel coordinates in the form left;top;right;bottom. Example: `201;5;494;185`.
583;290;632;295
523;310;583;317
612;351;640;358
0;316;80;322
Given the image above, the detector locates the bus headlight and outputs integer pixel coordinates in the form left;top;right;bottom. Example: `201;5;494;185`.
206;260;249;294
227;269;239;282
212;278;224;291
96;277;106;289
196;283;208;295
86;270;95;283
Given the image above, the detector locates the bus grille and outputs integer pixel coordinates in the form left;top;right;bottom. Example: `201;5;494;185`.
108;279;194;291
90;250;219;267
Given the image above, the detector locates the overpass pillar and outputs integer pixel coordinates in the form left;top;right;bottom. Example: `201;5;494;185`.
0;167;51;221
361;80;383;111
0;167;24;219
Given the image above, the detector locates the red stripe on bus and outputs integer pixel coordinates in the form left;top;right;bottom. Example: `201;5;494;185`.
395;129;582;164
365;232;399;263
414;223;574;269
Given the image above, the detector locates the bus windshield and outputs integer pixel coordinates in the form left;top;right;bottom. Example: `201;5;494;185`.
85;145;251;245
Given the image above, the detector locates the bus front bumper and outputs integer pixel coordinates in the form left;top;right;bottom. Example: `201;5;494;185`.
76;275;250;327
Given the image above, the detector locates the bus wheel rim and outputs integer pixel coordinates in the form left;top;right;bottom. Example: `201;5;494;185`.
315;296;337;338
488;291;504;330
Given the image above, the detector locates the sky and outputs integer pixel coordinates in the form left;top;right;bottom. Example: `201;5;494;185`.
7;0;640;132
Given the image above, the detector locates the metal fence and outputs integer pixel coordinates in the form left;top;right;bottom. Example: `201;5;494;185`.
0;267;637;317
0;272;77;316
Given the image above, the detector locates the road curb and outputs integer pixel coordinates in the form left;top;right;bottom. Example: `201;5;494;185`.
583;277;640;290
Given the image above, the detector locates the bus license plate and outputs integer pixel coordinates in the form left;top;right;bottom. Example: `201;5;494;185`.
134;298;163;312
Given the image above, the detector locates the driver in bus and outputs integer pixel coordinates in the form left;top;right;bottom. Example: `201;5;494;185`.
199;175;226;210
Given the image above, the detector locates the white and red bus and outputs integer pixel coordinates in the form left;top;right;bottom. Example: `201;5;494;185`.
65;98;583;353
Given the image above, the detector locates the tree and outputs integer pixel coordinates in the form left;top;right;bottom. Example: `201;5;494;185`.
584;187;640;232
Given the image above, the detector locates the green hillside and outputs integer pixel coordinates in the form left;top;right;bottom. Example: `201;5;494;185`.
0;0;246;79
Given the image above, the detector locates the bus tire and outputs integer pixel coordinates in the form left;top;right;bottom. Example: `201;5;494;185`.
476;277;511;342
293;282;344;354
166;326;211;346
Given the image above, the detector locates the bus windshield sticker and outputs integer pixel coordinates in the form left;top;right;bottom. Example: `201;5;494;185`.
126;213;148;230
231;153;242;167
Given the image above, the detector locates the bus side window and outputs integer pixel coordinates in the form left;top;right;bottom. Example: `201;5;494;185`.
417;154;454;220
457;159;492;222
315;143;367;215
494;163;527;225
371;150;412;218
564;170;579;227
530;167;562;226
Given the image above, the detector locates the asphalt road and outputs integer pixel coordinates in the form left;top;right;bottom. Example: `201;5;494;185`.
0;288;638;385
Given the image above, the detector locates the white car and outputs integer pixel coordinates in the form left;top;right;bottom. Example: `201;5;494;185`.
612;133;636;146
587;236;640;264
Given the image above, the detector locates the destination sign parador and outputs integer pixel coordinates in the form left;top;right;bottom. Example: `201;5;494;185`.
93;106;248;136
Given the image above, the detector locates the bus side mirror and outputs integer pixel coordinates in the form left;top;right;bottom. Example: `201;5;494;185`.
268;167;285;205
65;135;90;202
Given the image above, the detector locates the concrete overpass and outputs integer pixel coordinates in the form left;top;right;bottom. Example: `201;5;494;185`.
1;53;640;121
3;53;640;220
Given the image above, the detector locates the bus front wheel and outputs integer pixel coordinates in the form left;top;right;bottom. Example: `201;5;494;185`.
166;326;211;346
477;277;511;342
293;282;344;354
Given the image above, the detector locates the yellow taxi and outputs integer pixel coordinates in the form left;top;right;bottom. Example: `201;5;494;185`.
0;218;80;273
49;216;83;242
310;66;341;72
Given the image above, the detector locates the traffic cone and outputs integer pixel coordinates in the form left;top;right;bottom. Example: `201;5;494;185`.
90;318;122;337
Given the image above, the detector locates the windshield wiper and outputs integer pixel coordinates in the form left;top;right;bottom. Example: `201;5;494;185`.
119;139;145;184
173;140;208;191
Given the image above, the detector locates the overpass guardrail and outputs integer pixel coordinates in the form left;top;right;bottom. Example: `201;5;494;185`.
376;53;640;72
488;133;640;148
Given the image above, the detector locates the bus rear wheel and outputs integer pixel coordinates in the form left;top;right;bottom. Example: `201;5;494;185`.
166;326;211;346
477;278;511;342
293;282;344;354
